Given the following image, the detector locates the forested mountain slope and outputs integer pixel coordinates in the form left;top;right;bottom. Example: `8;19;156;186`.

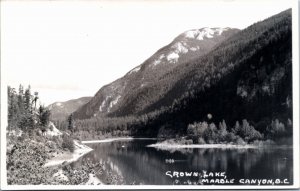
72;9;292;139
130;9;292;136
73;28;239;119
112;9;292;119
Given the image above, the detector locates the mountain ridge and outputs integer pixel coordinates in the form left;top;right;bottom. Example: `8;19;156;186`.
70;9;292;140
48;96;92;121
131;9;293;136
73;27;240;119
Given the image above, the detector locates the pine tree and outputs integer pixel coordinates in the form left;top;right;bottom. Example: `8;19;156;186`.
38;105;50;127
33;92;39;110
18;85;25;114
68;114;74;132
24;86;32;112
7;86;18;130
233;121;241;134
219;120;228;140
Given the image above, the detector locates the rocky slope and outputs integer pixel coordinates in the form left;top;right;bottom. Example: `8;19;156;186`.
73;27;240;119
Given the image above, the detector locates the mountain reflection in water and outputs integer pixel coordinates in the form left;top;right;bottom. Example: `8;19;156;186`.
72;139;293;185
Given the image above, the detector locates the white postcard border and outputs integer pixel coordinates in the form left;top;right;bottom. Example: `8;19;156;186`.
1;0;299;190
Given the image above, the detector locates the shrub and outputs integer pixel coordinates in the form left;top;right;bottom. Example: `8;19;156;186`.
198;137;206;144
196;122;208;138
235;119;263;142
218;120;228;142
267;119;286;138
51;136;63;148
158;125;176;138
263;139;276;146
247;128;263;142
175;138;185;145
253;139;275;147
252;140;264;147
225;132;237;143
6;139;56;185
186;119;264;145
203;123;217;142
233;121;241;134
187;124;197;140
185;139;194;145
62;134;75;153
236;136;246;145
240;119;251;138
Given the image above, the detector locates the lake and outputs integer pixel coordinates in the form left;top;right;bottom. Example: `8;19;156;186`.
72;139;293;185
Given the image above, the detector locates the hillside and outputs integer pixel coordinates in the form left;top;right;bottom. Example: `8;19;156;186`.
73;27;239;119
48;97;91;121
110;9;292;119
6;85;121;185
131;9;293;136
72;9;292;140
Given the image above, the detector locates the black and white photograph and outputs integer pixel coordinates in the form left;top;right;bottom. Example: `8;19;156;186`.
1;0;299;189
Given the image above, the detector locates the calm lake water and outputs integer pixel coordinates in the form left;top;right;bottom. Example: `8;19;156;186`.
73;139;293;185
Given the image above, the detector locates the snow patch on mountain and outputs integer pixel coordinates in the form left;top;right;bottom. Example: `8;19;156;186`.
152;27;231;65
153;54;165;66
184;27;229;40
167;52;179;63
56;102;63;107
109;95;121;109
99;95;122;112
153;59;162;66
185;30;199;38
173;42;188;54
216;28;227;35
196;28;214;40
190;47;198;51
99;96;111;112
165;42;189;63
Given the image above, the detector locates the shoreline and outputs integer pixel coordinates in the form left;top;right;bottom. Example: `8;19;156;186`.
44;137;157;167
147;142;293;149
81;137;157;144
44;140;93;167
147;143;259;149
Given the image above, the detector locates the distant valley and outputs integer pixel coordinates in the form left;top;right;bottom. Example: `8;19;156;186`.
48;97;91;121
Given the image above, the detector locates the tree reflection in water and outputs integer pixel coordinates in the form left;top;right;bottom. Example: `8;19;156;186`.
72;140;293;185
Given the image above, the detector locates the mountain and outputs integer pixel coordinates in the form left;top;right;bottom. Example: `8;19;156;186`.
48;97;92;121
130;9;293;136
73;9;292;138
73;27;240;119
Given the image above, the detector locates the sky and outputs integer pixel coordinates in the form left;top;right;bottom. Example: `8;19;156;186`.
1;0;293;105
